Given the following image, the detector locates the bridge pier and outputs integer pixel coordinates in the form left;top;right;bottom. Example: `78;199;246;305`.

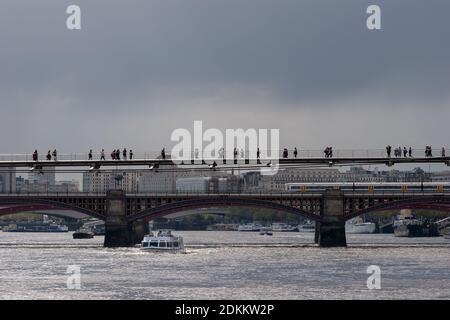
104;190;130;247
129;219;149;245
314;221;320;244
318;189;347;247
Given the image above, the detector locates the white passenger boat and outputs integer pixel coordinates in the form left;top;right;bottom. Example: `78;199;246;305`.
345;218;376;234
3;223;69;233
298;220;315;232
141;230;185;252
271;222;298;232
238;223;261;232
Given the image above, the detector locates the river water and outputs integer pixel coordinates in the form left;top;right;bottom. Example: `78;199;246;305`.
0;231;449;300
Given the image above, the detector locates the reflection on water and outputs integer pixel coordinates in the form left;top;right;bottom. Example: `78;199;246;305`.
0;231;449;299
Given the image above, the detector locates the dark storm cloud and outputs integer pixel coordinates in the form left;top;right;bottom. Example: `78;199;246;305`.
1;0;449;105
0;0;450;154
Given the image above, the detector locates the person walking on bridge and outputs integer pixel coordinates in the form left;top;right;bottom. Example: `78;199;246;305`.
116;149;120;160
408;147;412;157
123;148;127;160
294;147;298;158
46;150;51;161
403;147;407;158
425;146;432;157
111;149;116;160
88;149;93;161
52;149;57;161
100;149;105;161
386;145;392;158
161;148;166;160
129;149;133;160
442;147;446;157
32;150;38;161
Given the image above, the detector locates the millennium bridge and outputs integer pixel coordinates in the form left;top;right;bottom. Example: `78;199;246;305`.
0;148;449;170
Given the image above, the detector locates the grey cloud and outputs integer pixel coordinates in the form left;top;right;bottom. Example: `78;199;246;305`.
1;1;449;102
0;0;449;155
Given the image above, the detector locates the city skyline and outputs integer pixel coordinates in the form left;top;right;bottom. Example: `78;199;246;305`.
4;165;450;194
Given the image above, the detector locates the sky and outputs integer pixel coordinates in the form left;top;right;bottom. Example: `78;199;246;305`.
1;0;450;162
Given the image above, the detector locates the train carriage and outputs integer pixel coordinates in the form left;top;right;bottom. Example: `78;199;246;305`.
285;182;450;193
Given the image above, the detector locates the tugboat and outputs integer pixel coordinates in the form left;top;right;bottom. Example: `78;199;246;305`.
73;228;95;239
141;230;185;253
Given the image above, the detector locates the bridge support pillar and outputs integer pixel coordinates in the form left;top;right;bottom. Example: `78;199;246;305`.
129;219;149;245
314;221;320;244
319;189;347;247
104;190;130;247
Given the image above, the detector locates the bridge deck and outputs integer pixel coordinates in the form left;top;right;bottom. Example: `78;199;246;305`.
0;157;449;168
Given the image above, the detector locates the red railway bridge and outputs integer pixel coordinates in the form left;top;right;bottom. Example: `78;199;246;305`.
1;190;450;247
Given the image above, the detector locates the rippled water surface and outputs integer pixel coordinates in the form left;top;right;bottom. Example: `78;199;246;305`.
0;231;449;299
